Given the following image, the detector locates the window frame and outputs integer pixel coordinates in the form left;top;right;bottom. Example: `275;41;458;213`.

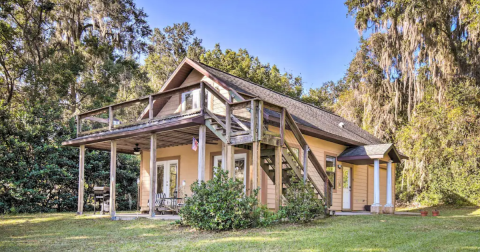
181;89;199;113
325;155;337;190
181;89;211;113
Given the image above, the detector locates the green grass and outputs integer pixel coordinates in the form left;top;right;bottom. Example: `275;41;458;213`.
1;207;479;251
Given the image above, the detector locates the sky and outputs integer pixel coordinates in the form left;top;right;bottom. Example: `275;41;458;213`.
135;0;363;91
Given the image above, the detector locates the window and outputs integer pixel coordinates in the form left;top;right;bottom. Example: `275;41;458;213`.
181;89;211;112
213;153;247;191
326;156;336;189
181;90;200;112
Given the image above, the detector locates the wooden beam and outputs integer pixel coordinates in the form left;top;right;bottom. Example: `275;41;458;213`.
199;82;205;115
110;141;117;219
149;133;157;217
77;145;85;215
197;125;206;182
274;145;282;212
76;115;81;137
221;142;227;171
303;145;309;182
280;108;286;146
79;107;109;118
230;100;251;110
149;95;153;120
108;106;113;130
250;100;257;141
257;101;263;140
263;102;282;113
225;103;231;143
252;141;261;202
62;116;202;146
226;145;235;178
205;83;230;104
284;110;307;147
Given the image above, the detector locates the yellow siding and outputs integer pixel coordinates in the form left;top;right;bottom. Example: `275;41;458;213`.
267;126;347;211
156;69;229;117
352;165;368;210
140;143;253;210
141;69;398;212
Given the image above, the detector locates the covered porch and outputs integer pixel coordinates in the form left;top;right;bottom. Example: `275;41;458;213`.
337;143;406;214
64;79;332;220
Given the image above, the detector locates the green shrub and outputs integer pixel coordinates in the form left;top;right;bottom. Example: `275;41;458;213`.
281;172;325;223
179;168;266;231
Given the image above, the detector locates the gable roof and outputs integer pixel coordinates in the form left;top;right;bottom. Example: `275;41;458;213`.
190;61;383;146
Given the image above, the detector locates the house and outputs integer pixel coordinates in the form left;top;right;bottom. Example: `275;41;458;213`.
63;58;405;218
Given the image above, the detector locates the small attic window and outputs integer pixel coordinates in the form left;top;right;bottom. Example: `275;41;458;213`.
181;89;211;112
338;122;345;128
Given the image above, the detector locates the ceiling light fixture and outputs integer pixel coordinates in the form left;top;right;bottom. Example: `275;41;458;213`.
133;144;141;155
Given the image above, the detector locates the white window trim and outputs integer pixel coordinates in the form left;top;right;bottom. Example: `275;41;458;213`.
181;89;212;112
156;160;179;197
213;153;247;190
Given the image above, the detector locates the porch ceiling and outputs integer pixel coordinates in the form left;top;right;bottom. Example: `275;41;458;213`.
83;126;220;154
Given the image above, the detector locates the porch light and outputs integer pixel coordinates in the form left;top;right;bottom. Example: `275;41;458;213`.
133;144;141;155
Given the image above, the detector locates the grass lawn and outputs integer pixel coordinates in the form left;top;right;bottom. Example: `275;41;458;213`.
1;207;479;251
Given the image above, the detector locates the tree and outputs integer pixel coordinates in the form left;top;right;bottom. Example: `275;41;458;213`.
144;22;205;90
340;0;480;205
301;80;346;112
200;44;303;98
0;0;149;213
0;0;152;115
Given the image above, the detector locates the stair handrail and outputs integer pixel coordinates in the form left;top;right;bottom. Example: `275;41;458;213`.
284;141;327;200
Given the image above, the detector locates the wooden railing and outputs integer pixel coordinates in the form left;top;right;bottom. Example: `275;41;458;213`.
263;101;333;207
76;83;202;136
75;79;332;206
203;83;259;144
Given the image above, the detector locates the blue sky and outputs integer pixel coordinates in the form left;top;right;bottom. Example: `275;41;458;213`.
136;0;362;91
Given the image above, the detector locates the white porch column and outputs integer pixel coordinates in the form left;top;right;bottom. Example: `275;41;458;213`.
110;141;117;219
198;125;206;182
149;133;157;217
384;161;395;214
371;159;382;214
77;145;85;215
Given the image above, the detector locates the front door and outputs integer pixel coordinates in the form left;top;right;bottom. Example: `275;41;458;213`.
213;153;247;188
156;160;178;197
343;167;352;210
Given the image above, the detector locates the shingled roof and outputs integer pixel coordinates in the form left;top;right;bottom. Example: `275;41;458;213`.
193;61;383;146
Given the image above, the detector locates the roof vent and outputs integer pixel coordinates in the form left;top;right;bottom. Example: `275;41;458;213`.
338;122;345;128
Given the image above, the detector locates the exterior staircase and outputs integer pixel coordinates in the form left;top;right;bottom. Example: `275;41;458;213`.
201;82;332;208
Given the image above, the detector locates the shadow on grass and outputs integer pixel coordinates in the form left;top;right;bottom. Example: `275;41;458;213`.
1;209;479;251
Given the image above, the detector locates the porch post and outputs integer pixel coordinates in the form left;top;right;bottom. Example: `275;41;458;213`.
221;142;227;171
198;125;206;182
371;158;381;214
274;145;282;212
77;145;85;215
149;133;157;217
252;141;261;199
226;145;235;178
110;141;117;219
384;161;395;214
